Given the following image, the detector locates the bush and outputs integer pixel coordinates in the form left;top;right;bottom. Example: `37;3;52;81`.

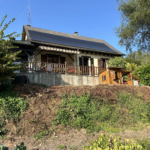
83;134;143;150
137;64;150;86
107;57;127;70
53;92;150;133
0;91;28;137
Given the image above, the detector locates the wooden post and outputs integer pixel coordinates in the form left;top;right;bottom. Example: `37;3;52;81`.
128;74;130;81
92;64;94;76
65;62;66;74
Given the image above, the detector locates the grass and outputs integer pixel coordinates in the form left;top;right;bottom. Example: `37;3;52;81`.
57;144;66;149
33;130;49;140
137;139;150;150
53;92;150;133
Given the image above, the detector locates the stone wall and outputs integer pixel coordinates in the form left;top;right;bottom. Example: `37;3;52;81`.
21;73;99;86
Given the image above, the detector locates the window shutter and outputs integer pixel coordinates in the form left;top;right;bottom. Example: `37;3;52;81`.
98;59;102;67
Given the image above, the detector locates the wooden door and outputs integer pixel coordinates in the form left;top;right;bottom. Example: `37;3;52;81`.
60;57;66;64
98;59;102;74
109;70;115;84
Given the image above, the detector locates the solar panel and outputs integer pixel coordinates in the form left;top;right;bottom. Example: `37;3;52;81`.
28;30;117;53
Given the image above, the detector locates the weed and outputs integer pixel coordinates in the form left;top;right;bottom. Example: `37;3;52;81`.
57;144;66;149
137;139;150;150
51;136;57;140
53;92;150;133
83;134;143;150
42;124;46;129
69;145;77;150
33;130;49;140
39;83;47;88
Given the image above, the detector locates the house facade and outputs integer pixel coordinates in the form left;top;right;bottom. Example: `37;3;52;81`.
12;25;124;76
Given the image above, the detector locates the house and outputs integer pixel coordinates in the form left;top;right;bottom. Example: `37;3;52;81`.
12;25;125;86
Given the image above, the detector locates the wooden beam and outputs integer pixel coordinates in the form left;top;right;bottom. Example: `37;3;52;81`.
36;50;42;56
22;50;32;58
67;54;74;62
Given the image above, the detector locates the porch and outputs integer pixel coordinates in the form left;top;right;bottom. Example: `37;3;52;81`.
20;61;105;76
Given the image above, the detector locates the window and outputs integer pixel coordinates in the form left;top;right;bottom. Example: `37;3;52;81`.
102;75;106;81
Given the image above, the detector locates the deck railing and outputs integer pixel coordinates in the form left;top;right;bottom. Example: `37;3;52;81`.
20;61;105;76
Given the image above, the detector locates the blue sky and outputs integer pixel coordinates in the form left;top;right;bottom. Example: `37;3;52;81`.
0;0;131;55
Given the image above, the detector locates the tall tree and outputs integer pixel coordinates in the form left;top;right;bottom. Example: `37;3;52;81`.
125;50;150;66
0;15;21;86
116;0;150;52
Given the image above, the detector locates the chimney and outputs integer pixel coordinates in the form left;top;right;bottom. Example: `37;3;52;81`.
74;32;78;35
27;24;31;27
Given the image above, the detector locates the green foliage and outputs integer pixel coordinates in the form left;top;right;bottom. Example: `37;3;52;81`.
107;57;127;70
136;64;150;86
83;134;143;150
0;145;8;150
0;142;26;150
125;50;142;66
54;92;150;133
14;142;26;150
0;91;28;121
39;83;47;88
0;15;22;88
126;62;138;77
33;130;49;140
137;139;150;150
116;0;150;52
57;145;66;149
0;91;28;137
125;50;150;66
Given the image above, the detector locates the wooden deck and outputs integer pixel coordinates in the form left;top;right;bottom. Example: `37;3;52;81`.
20;61;105;76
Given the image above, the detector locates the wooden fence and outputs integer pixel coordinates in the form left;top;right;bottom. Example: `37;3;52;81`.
20;62;105;76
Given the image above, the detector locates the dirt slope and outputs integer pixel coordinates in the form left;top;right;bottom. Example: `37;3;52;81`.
1;84;150;150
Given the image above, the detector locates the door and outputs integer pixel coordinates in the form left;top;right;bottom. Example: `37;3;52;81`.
60;57;66;64
41;55;47;62
41;55;47;71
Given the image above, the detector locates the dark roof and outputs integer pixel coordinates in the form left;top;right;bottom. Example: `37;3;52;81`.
23;25;124;55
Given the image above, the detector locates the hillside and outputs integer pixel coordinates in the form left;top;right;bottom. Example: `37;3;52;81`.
0;84;150;150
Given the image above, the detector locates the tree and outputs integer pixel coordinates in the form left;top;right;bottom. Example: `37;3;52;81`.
0;15;22;87
116;0;150;52
107;57;127;70
126;62;138;77
125;50;150;66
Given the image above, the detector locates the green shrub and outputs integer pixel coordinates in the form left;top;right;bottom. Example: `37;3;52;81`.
137;64;150;86
0;91;28;121
0;91;28;137
0;145;8;150
137;139;150;150
53;92;150;133
83;134;143;150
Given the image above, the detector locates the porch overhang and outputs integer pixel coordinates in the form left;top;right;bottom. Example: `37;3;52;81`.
38;45;80;54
